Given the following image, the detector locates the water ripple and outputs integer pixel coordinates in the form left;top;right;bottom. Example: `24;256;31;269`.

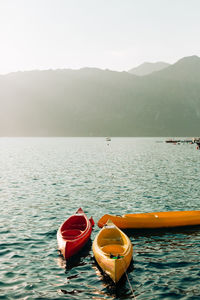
0;138;200;299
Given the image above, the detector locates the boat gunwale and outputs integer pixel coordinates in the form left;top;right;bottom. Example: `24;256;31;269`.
57;212;92;243
95;225;132;260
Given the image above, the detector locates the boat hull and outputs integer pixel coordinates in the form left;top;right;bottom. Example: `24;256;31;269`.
57;208;94;259
98;211;200;229
93;221;132;283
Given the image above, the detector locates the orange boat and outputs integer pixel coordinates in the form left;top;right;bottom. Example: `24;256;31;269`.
98;210;200;229
57;208;94;259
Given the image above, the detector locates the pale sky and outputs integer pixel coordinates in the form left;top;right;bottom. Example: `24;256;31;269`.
0;0;200;74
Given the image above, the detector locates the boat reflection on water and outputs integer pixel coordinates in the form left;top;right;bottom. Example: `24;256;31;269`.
56;239;92;297
57;239;92;271
92;257;135;299
56;255;66;270
106;137;111;146
59;287;83;297
123;225;200;239
123;226;200;264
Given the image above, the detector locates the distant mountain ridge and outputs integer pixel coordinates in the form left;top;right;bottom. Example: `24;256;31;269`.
0;55;200;137
151;55;200;82
128;61;170;76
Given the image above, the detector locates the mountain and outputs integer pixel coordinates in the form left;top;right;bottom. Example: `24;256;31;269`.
128;61;170;76
151;55;200;82
0;55;200;137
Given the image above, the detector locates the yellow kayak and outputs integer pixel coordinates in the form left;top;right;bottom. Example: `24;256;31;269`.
98;210;200;229
92;220;133;283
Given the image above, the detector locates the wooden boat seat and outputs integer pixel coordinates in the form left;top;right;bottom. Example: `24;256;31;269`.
101;244;125;255
61;229;82;239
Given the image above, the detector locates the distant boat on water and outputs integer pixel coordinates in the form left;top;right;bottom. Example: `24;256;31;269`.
165;138;194;144
165;137;200;149
194;137;200;149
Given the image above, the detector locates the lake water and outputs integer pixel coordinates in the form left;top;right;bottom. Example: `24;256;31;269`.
0;138;200;299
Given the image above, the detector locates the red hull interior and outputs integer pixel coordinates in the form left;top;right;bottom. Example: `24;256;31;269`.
61;215;87;239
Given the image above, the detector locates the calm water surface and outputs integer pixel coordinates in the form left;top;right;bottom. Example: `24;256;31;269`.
0;138;200;299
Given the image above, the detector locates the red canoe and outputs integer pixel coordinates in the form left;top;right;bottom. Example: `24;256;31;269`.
57;208;95;259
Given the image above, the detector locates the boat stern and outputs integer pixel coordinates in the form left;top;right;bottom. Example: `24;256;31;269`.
89;217;95;227
98;214;112;227
57;230;67;258
109;257;128;283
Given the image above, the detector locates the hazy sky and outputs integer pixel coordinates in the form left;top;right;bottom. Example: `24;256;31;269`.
0;0;200;74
